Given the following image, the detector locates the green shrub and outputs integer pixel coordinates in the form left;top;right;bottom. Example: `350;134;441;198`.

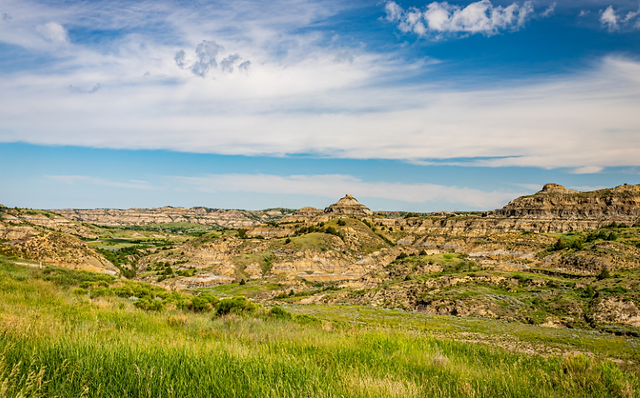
134;297;165;312
73;287;88;295
91;288;113;297
597;268;611;280
111;286;134;298
216;296;259;316
268;305;292;319
337;219;346;226
188;293;220;313
325;226;339;236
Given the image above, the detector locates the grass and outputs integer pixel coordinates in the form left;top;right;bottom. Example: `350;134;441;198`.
1;258;639;397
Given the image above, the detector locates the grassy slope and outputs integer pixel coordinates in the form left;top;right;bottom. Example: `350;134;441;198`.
1;258;639;397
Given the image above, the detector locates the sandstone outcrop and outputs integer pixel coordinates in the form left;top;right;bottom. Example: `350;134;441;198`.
484;183;640;223
324;194;373;216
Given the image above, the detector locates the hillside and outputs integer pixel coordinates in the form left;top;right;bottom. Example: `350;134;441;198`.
54;206;296;228
1;258;638;397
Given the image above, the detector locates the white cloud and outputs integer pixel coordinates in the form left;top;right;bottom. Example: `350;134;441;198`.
571;166;603;174
541;2;556;17
35;21;67;43
598;4;640;31
385;0;534;38
578;10;590;17
173;173;523;209
46;175;155;190
600;6;619;30
513;183;545;192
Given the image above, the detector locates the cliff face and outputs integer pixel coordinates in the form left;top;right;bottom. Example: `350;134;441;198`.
484;183;640;223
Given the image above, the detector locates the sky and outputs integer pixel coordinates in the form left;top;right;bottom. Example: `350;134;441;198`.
1;0;639;211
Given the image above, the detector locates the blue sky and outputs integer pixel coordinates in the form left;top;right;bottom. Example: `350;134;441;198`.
1;0;639;211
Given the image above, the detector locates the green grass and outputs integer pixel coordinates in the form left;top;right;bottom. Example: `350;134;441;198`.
1;258;639;397
201;281;284;298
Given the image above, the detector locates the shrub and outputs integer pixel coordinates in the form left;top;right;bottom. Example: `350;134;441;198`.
597;268;611;280
91;288;113;297
189;296;213;312
111;286;134;298
237;229;248;239
337;219;346;226
216;296;259;316
269;305;292;319
134;297;165;312
73;288;88;295
396;253;408;261
419;249;427;256
325;226;339;236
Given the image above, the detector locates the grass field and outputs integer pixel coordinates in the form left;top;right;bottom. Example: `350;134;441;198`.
1;257;639;397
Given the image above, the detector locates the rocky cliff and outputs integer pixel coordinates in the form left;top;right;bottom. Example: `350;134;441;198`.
484;183;640;222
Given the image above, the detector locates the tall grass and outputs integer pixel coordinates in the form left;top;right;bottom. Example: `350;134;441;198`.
0;259;638;397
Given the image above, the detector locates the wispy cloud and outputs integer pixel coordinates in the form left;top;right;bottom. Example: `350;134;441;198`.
384;0;534;39
2;55;638;170
541;2;556;18
600;4;640;31
172;173;523;209
45;175;155;190
601;6;619;30
571;166;603;174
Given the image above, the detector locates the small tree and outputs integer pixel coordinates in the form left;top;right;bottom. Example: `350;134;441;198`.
597;268;610;280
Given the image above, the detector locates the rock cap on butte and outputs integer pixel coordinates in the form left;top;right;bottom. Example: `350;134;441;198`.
324;194;373;216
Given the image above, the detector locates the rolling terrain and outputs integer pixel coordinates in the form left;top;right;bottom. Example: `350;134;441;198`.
1;184;640;396
2;183;640;335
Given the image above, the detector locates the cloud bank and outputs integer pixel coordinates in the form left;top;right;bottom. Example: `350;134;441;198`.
0;0;639;174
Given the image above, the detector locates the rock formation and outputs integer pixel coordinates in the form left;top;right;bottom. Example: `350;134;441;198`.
324;194;373;216
484;183;640;223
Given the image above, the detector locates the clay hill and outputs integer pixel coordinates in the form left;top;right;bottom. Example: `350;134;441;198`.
54;206;295;229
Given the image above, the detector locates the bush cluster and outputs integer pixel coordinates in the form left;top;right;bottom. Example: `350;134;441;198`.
585;230;617;242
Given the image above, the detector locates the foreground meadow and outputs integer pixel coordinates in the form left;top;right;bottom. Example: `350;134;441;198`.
0;258;638;397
